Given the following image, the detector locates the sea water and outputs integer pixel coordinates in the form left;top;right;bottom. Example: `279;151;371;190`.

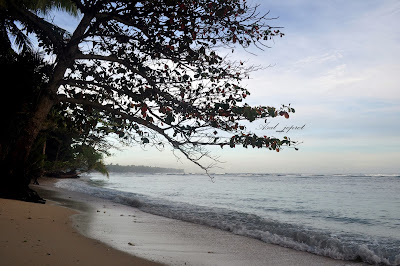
55;173;400;265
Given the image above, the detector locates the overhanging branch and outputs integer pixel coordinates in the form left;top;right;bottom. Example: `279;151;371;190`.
56;95;231;172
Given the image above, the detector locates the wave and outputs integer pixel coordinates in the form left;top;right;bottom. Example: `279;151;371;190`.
55;179;400;265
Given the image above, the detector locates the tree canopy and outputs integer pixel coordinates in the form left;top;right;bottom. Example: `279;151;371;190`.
0;0;297;201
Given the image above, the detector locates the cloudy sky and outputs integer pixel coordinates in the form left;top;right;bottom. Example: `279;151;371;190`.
52;1;400;174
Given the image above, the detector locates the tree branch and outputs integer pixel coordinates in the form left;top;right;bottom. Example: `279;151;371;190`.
57;95;179;145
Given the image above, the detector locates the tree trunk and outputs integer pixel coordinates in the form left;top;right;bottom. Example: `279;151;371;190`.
0;11;93;203
0;56;76;202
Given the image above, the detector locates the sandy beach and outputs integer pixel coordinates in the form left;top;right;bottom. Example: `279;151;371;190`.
0;197;162;266
0;178;364;266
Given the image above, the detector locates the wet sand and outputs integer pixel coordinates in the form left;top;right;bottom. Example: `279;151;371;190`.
0;197;162;265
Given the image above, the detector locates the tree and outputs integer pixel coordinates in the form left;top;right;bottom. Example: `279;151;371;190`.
0;0;296;202
38;106;110;177
0;0;82;201
0;0;78;54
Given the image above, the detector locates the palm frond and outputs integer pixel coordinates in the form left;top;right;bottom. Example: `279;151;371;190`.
8;22;32;52
28;0;79;17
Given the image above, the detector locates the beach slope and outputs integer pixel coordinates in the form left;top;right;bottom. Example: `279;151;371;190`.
0;198;161;266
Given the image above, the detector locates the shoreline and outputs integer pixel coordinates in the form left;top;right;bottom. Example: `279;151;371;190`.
0;197;162;265
34;177;364;265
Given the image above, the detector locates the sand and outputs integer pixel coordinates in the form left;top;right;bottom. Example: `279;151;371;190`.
0;198;162;266
0;179;363;266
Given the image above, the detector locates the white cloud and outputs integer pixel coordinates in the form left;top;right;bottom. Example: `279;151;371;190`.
292;51;344;67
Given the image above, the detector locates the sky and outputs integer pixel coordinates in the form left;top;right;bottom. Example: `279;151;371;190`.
50;1;400;174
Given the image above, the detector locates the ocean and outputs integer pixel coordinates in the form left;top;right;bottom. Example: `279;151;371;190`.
55;173;400;265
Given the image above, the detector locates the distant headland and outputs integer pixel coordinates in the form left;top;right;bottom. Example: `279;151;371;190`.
106;164;184;174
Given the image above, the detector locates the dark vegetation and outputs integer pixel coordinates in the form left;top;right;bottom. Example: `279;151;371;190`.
0;0;296;203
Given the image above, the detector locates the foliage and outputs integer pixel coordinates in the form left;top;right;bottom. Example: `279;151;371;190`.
25;0;78;16
2;0;297;176
0;48;52;160
38;106;111;176
0;43;108;178
43;144;109;176
0;0;78;54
